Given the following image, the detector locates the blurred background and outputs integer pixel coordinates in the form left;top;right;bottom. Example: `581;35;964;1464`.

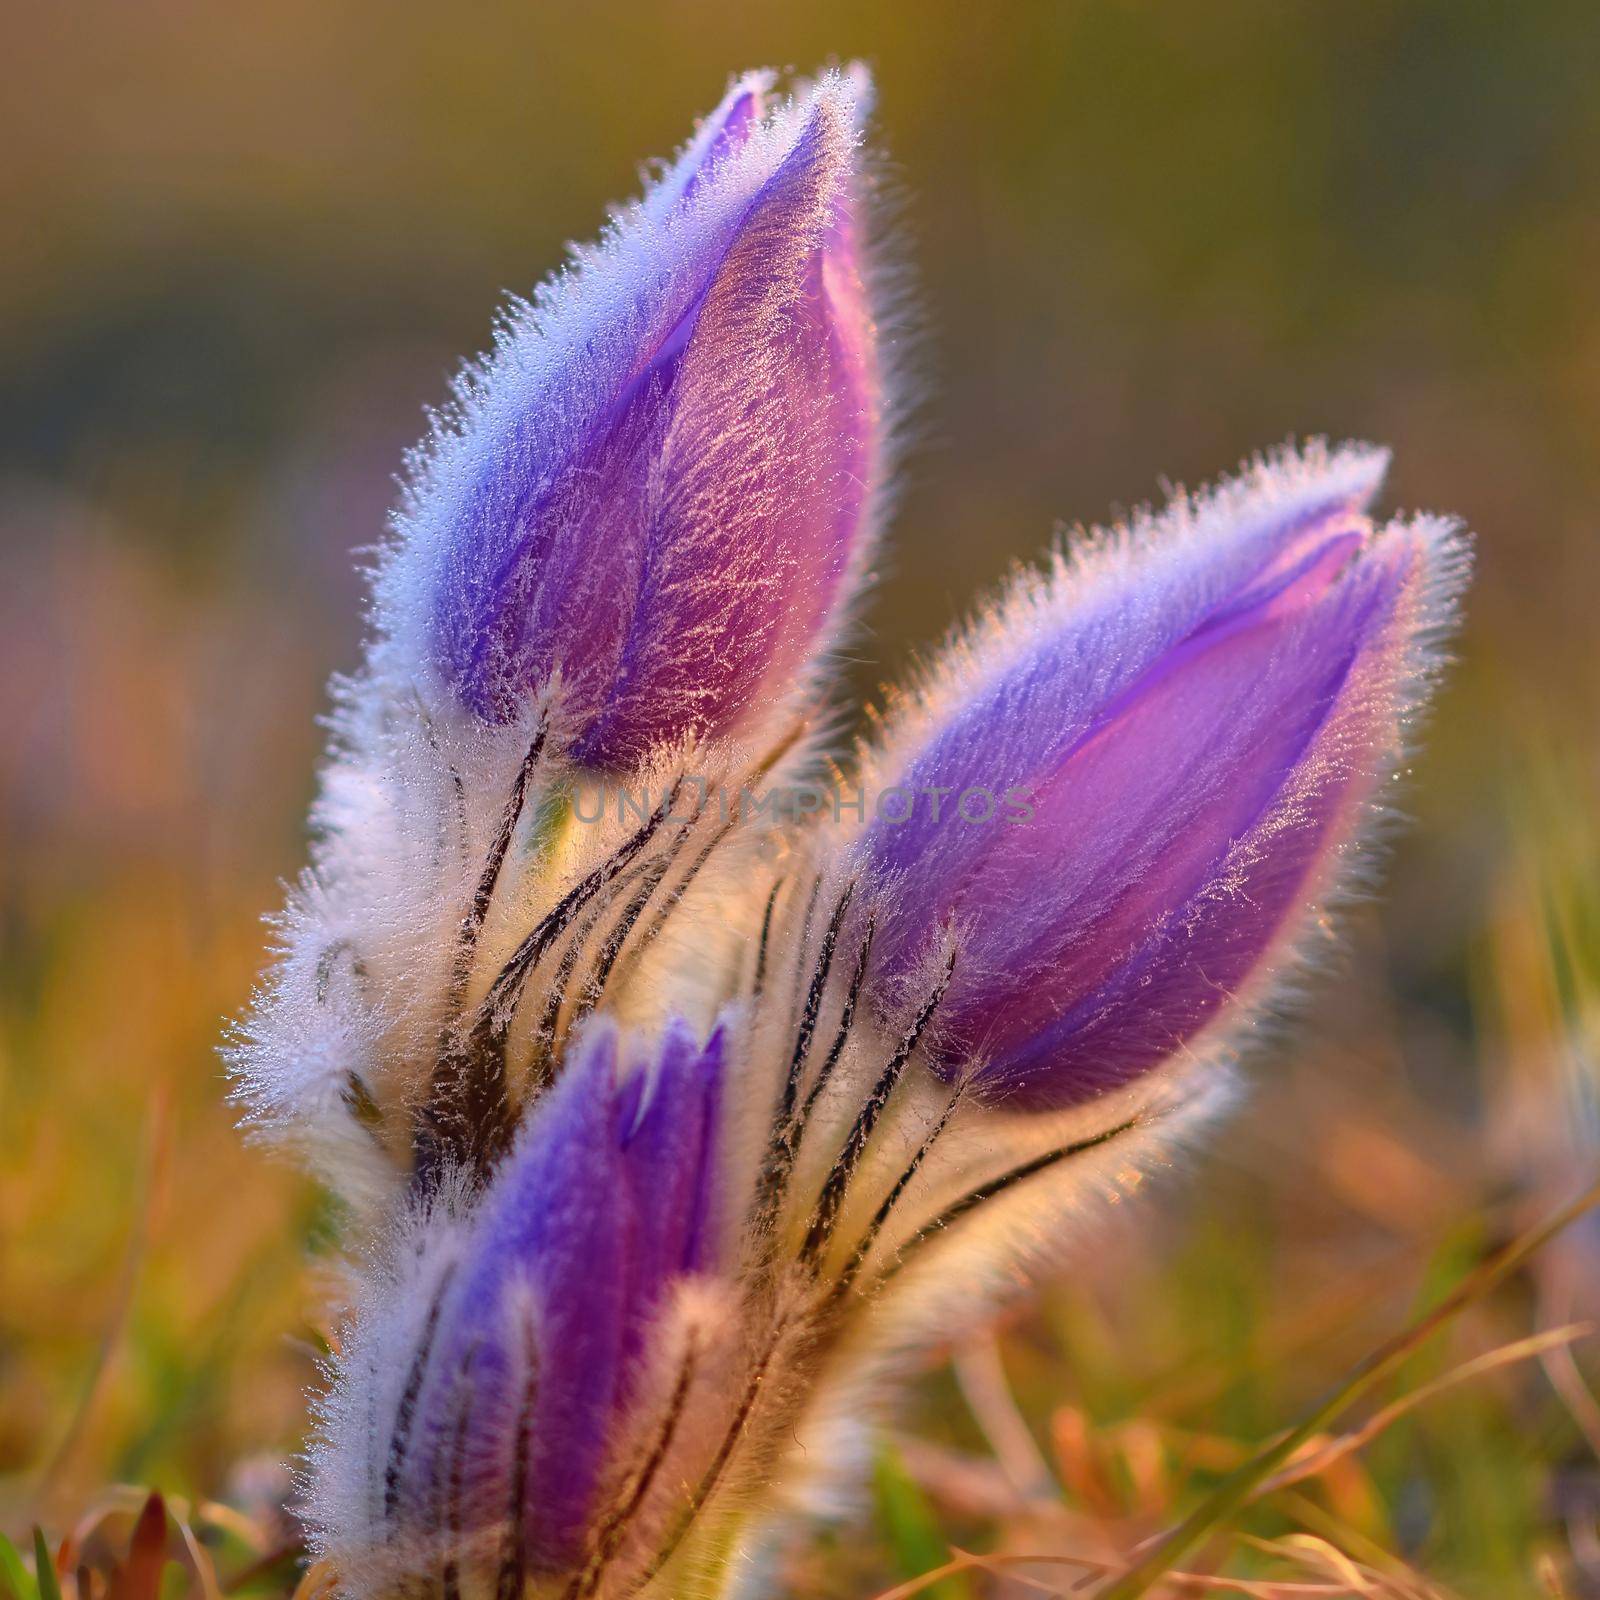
3;3;1599;1596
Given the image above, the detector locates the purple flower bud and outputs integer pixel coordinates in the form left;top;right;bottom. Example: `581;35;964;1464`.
386;68;886;767
318;1018;730;1586
646;70;773;216
843;445;1469;1106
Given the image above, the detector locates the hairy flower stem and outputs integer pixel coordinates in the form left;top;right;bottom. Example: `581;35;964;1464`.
634;1311;794;1594
233;70;1469;1597
412;783;683;1190
752;884;857;1234
801;951;956;1266
566;1335;700;1600
450;725;548;1005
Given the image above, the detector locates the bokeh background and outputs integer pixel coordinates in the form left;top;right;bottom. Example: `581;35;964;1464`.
4;4;1600;1596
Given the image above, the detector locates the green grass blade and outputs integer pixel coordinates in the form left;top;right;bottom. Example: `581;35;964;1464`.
29;1533;59;1600
873;1444;975;1600
0;1533;35;1600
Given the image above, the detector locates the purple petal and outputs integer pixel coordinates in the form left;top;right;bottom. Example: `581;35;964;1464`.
618;1018;726;1318
402;69;885;767
426;1031;627;1567
397;1018;731;1570
648;71;773;215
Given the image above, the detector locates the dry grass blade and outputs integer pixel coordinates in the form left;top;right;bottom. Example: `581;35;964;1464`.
104;1494;167;1600
867;1545;1416;1599
167;1502;224;1600
32;1093;171;1516
1255;1323;1591;1495
288;1560;341;1600
1537;1552;1572;1598
1537;1318;1600;1460
1094;1176;1600;1600
1237;1535;1389;1598
867;1550;1103;1600
954;1332;1059;1504
1271;1493;1445;1595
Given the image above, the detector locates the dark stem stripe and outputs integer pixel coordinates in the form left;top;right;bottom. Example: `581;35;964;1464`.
451;726;548;1004
563;864;672;1038
412;783;682;1188
786;876;823;1031
832;1081;965;1298
631;1318;787;1594
604;726;803;1002
415;695;471;871
450;771;469;855
527;841;668;1091
413;1025;514;1192
341;1071;385;1136
480;779;684;1038
751;889;856;1238
778;881;855;1126
384;1265;456;1524
439;1351;479;1600
799;952;956;1269
744;717;809;785
366;1342;385;1526
566;810;709;1037
531;851;662;1062
567;1335;700;1600
750;878;785;1000
315;947;387;1143
795;919;876;1135
616;716;808;976
494;1315;540;1600
527;896;612;1094
613;813;739;985
886;1114;1147;1279
315;939;364;1004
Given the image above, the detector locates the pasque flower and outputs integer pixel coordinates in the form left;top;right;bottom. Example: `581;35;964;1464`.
234;65;1470;1600
386;65;885;765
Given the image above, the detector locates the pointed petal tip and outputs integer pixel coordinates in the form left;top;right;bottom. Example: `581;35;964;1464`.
698;68;779;150
1365;509;1475;691
810;59;875;130
763;64;874;173
1196;438;1392;539
1299;437;1391;505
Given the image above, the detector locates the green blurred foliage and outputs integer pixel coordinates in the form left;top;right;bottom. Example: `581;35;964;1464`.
2;3;1599;1595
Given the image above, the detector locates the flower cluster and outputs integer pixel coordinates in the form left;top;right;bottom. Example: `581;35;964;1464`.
232;66;1470;1600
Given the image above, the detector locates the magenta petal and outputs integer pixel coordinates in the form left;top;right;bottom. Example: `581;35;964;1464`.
572;103;881;764
847;449;1467;1106
941;566;1388;1102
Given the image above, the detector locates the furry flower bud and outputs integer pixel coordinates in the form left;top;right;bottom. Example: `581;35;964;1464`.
378;67;886;767
312;1018;741;1594
841;445;1470;1106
